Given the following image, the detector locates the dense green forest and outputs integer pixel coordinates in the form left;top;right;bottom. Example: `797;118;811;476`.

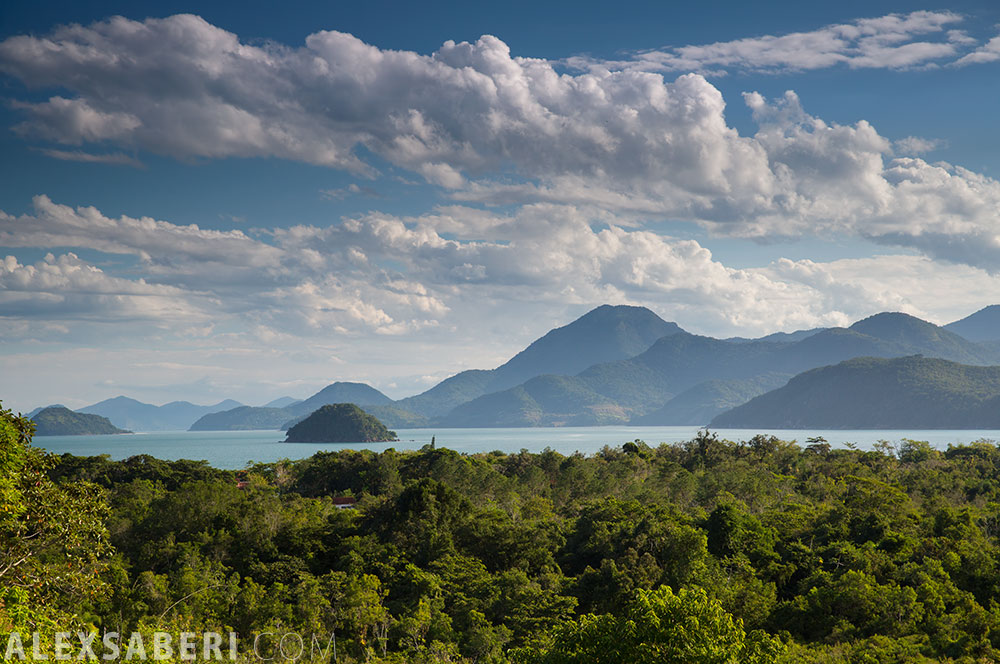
7;401;1000;662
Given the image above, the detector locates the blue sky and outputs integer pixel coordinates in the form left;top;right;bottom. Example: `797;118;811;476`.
2;1;1000;411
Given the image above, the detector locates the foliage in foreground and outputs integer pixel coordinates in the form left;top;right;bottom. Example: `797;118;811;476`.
9;400;1000;662
0;403;111;635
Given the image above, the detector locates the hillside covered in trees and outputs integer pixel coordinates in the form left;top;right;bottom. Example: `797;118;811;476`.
711;356;1000;429
285;403;398;442
31;405;129;435
7;392;1000;662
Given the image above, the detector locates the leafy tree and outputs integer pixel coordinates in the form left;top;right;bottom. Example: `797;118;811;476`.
518;586;784;664
0;402;112;633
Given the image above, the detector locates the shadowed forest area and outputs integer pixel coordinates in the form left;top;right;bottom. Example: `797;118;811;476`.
5;402;1000;663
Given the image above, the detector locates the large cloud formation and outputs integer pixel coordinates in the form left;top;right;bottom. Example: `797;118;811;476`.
4;195;1000;410
3;196;998;346
2;14;1000;270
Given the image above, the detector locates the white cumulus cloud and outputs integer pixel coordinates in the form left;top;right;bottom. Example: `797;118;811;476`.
0;252;211;322
3;16;1000;269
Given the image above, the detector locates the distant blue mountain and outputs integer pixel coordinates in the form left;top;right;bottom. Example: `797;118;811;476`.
395;305;685;417
285;382;392;417
190;406;292;431
191;383;404;431
631;375;792;425
263;396;302;408
725;328;826;344
440;311;1000;427
78;396;243;431
34;305;1000;433
945;305;1000;342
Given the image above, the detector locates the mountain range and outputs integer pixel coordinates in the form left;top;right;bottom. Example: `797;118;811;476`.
24;303;1000;431
191;305;686;430
76;396;244;431
440;311;1000;427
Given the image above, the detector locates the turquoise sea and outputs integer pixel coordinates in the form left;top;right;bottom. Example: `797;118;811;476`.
31;426;1000;470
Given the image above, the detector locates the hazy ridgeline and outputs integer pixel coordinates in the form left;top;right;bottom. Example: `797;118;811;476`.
41;305;1000;436
7;399;1000;663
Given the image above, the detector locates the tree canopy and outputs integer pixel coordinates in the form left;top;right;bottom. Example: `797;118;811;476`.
15;422;1000;662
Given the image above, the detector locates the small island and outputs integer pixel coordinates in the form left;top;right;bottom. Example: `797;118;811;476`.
284;403;398;443
31;406;130;436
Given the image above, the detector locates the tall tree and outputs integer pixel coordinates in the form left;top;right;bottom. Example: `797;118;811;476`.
0;402;112;633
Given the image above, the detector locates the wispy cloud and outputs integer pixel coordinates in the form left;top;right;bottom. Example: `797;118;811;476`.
36;148;144;168
0;252;210;322
570;11;969;74
5;194;1000;346
320;183;382;200
893;136;945;155
953;34;1000;66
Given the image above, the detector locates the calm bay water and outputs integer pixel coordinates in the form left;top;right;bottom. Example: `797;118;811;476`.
31;426;1000;470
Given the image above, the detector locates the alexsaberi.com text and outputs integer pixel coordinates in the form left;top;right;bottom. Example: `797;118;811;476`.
2;632;339;662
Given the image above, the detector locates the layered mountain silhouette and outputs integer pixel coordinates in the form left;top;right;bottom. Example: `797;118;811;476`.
189;306;682;430
710;356;1000;429
26;404;66;419
189;406;293;431
32;304;1000;431
725;328;826;344
435;312;1000;426
79;396;243;431
190;382;397;431
632;375;791;426
263;396;302;409
394;305;684;417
